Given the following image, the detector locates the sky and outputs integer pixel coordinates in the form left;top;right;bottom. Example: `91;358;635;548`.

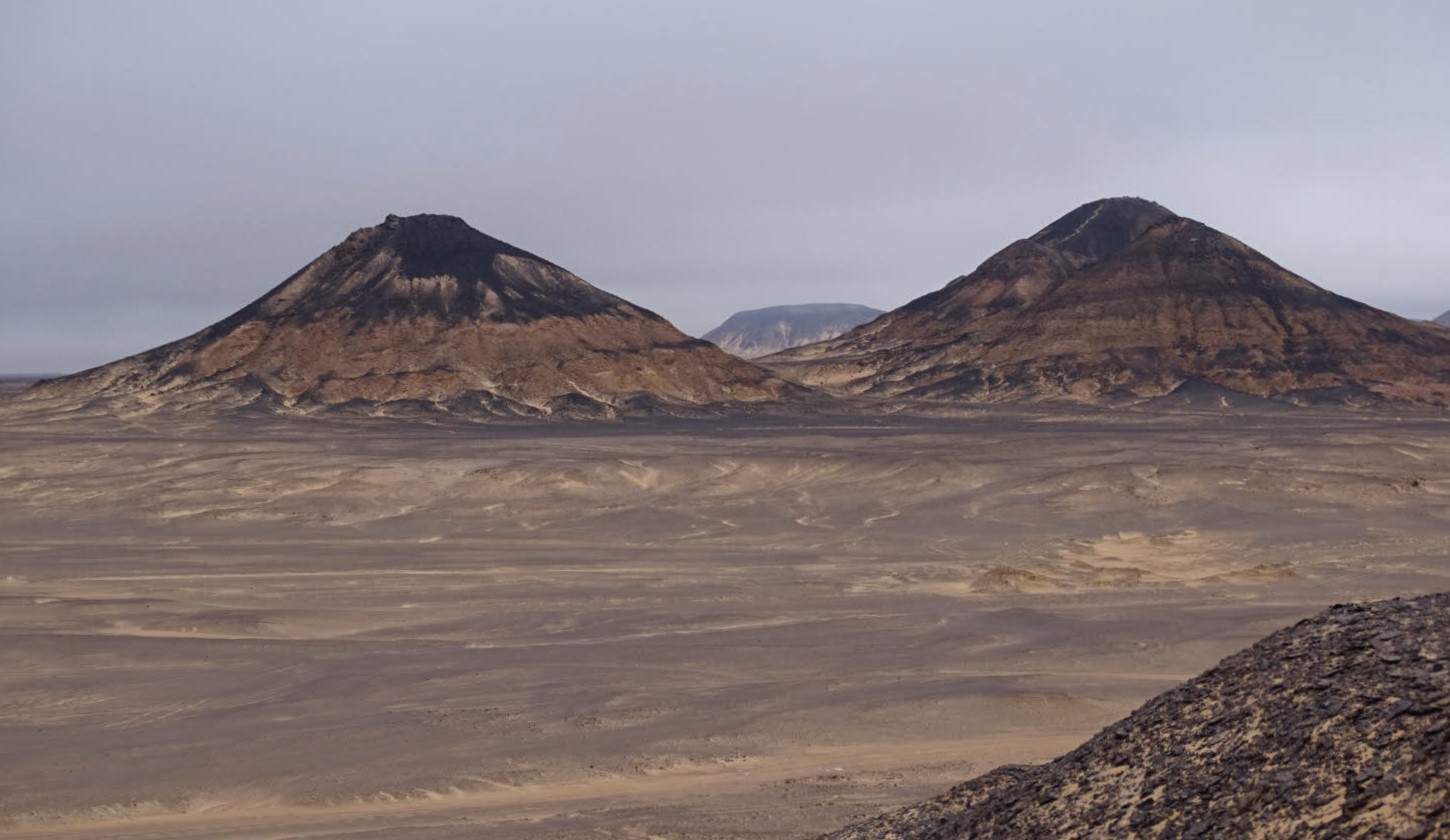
2;1;1448;373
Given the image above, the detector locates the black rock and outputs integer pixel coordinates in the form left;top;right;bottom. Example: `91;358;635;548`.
817;592;1450;840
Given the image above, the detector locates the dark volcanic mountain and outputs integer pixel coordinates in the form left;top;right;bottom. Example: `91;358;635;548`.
702;303;884;358
22;214;803;416
1434;310;1450;328
765;198;1450;405
820;592;1450;840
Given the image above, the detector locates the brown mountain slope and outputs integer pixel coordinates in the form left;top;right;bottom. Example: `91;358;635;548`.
21;214;804;417
765;198;1450;405
819;592;1450;840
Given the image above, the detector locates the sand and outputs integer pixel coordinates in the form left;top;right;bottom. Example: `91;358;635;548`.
1;400;1447;838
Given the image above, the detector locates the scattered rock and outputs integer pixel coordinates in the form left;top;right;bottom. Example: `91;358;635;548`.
817;592;1450;839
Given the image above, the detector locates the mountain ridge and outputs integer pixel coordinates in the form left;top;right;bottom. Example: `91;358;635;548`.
702;303;884;358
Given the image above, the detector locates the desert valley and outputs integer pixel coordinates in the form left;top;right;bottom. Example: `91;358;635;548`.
2;199;1448;839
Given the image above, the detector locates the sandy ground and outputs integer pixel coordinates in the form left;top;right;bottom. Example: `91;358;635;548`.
0;398;1447;838
0;379;40;398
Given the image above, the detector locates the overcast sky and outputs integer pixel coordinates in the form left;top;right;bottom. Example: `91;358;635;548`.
3;1;1448;373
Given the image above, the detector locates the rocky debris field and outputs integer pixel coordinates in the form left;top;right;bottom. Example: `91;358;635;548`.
820;592;1450;840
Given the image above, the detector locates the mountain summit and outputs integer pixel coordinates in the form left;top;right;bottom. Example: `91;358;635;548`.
1027;196;1176;267
23;214;803;416
765;198;1450;405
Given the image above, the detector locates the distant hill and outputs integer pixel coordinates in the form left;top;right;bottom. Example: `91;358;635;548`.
702;303;883;359
20;214;807;417
765;197;1450;406
821;591;1450;840
1434;310;1450;328
0;376;43;398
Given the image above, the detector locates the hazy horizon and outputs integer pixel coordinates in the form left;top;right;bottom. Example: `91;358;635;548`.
4;2;1448;374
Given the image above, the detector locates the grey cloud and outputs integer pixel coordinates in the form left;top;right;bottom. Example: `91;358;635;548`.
3;0;1448;370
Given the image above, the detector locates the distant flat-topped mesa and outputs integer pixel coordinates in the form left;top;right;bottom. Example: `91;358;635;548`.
765;197;1450;405
820;592;1450;840
21;214;806;417
702;303;884;358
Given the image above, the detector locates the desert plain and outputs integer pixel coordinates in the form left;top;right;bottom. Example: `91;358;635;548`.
1;395;1448;839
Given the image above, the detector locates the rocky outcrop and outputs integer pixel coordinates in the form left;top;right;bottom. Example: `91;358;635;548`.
765;198;1450;406
819;592;1450;840
22;214;806;417
702;304;884;358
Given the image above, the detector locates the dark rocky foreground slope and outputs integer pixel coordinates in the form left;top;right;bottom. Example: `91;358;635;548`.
766;198;1450;406
20;214;805;417
702;303;884;358
818;592;1450;840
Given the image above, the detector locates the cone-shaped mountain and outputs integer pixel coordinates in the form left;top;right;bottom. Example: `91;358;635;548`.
25;214;803;416
765;197;1450;405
